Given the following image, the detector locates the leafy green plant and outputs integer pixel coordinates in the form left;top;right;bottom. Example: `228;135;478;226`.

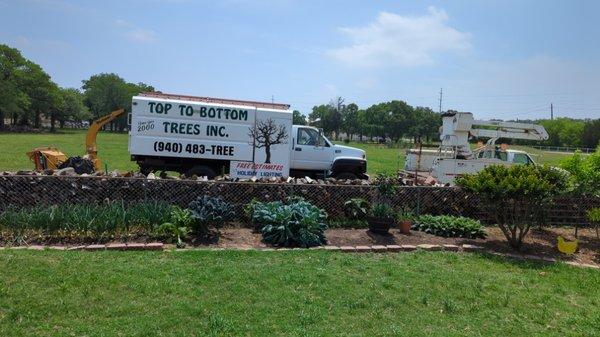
188;196;235;235
371;203;395;219
374;173;397;198
396;209;414;222
343;198;371;220
587;208;600;223
250;197;328;247
157;206;193;247
412;215;486;239
560;147;600;196
457;165;570;249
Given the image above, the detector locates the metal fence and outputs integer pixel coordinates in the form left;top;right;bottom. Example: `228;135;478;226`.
0;175;598;226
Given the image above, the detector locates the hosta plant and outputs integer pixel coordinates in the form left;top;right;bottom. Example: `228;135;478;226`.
250;197;328;247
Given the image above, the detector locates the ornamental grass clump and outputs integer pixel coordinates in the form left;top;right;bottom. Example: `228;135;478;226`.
249;197;328;248
456;165;570;250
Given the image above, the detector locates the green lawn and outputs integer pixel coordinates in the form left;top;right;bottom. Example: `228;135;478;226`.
0;130;136;172
1;250;599;337
0;130;575;174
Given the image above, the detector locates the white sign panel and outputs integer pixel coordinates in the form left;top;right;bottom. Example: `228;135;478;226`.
131;116;251;143
129;95;293;176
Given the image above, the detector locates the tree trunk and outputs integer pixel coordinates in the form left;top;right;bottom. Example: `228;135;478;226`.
264;145;271;163
34;112;41;128
0;110;4;129
50;115;56;133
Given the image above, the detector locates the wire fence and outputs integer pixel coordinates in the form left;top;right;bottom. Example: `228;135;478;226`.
0;175;598;226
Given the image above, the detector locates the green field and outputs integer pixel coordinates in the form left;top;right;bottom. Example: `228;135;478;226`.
0;130;137;172
0;250;598;337
0;130;574;174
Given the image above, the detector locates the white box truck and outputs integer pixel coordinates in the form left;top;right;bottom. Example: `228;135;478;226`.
129;92;367;179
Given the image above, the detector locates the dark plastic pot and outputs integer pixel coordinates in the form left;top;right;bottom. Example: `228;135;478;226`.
368;216;394;234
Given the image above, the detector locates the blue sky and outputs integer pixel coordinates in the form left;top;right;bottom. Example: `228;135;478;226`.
1;0;599;120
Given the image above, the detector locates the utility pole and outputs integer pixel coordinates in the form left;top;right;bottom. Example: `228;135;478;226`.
438;88;443;113
550;103;554;120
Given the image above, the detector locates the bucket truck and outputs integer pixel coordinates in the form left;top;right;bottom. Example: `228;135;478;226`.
420;112;548;185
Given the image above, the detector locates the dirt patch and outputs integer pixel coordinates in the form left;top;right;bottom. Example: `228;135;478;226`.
204;226;600;266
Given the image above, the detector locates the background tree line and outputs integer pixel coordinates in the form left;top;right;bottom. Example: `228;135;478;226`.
300;97;442;143
509;118;600;149
0;44;153;132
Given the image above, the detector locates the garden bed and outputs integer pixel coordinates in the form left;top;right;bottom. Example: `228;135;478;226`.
3;226;599;266
144;226;600;266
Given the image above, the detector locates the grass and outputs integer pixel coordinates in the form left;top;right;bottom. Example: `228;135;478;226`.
0;129;136;172
0;250;599;337
0;130;576;174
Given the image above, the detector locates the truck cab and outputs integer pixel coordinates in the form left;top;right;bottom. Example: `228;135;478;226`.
290;125;367;180
475;148;535;165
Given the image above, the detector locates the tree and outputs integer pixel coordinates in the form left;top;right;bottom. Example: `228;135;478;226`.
82;74;154;131
341;103;359;140
582;119;600;149
0;44;30;129
55;88;91;128
457;165;570;250
248;118;288;163
20;61;62;128
292;110;306;125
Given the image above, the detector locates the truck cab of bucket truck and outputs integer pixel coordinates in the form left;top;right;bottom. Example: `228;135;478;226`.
290;125;367;180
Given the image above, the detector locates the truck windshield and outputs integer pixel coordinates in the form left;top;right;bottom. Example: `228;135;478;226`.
512;153;531;164
297;128;330;147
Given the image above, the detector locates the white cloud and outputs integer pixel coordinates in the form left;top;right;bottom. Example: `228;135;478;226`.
124;29;159;44
116;20;158;44
327;7;471;67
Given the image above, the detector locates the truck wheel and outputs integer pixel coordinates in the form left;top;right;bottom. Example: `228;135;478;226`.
335;172;358;180
187;165;217;179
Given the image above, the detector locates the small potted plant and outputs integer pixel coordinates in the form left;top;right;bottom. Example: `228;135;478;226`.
368;203;396;234
397;210;413;234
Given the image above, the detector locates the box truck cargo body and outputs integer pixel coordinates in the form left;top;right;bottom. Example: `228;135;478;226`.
129;92;367;179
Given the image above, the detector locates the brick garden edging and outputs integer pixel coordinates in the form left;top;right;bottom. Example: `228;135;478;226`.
1;242;598;270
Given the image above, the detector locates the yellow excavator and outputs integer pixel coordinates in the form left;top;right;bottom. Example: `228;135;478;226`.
27;109;125;173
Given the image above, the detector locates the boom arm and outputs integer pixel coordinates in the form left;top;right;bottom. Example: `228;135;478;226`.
440;112;548;158
86;108;125;171
470;119;549;142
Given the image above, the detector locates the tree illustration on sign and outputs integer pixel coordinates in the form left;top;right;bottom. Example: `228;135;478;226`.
248;118;288;163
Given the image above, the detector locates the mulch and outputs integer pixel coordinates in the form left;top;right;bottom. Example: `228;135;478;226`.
211;226;600;266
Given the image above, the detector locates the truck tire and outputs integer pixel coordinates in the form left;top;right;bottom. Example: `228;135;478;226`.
335;172;358;180
187;165;217;179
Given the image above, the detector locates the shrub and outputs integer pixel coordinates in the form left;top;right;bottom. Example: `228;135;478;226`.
343;198;371;220
560;147;600;196
412;215;486;239
456;165;570;249
251;197;328;247
188;196;235;235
